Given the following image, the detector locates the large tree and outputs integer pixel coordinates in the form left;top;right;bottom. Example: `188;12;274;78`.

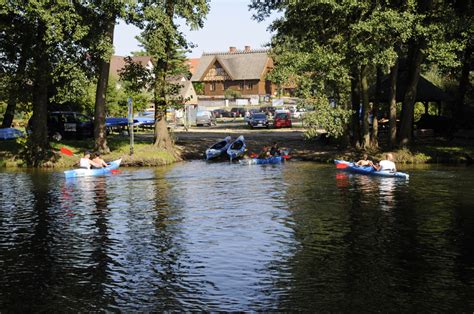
0;1;92;165
251;1;410;148
86;2;135;154
135;0;209;151
252;0;466;148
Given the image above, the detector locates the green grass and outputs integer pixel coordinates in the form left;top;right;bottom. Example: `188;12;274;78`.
1;134;179;168
332;141;474;164
0;139;24;167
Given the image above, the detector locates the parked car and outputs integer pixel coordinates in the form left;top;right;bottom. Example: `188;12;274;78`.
248;113;269;128
290;107;306;119
230;107;246;118
0;128;24;140
274;111;292;128
212;109;231;118
196;110;216;126
28;111;94;140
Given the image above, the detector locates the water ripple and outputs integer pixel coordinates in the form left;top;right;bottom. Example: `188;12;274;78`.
0;163;473;311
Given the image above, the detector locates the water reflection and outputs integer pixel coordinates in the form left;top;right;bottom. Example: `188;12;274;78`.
0;163;473;311
281;164;474;311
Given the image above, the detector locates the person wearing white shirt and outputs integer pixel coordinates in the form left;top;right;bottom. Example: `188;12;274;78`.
374;153;397;172
79;152;101;169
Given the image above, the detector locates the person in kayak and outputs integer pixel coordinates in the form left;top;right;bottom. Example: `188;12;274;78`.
258;146;271;159
373;153;397;172
79;152;101;169
91;152;108;168
355;154;374;167
270;142;281;156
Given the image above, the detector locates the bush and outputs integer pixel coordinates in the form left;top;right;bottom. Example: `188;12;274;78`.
301;96;351;139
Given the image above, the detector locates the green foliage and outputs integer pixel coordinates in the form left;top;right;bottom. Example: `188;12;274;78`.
124;1;209;114
104;75;151;117
224;89;241;99
193;82;204;95
392;147;431;164
301;97;352;139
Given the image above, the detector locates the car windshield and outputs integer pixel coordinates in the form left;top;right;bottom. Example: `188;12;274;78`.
253;113;266;119
276;113;288;119
197;111;210;117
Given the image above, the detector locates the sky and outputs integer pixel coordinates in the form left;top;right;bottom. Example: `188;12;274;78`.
113;0;278;58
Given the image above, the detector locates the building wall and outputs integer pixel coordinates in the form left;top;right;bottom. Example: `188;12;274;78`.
204;80;262;96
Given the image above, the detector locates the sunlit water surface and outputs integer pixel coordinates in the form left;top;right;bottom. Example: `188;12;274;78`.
0;162;473;311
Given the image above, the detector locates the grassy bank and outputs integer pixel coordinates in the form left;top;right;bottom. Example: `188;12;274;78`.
332;144;474;165
1;131;473;168
0;135;179;168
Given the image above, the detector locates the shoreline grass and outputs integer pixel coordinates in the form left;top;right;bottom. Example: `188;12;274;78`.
0;135;179;168
1;133;473;168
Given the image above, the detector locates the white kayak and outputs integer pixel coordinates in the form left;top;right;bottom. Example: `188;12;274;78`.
64;159;122;178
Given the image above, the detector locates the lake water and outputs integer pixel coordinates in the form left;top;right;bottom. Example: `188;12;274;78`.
0;161;473;311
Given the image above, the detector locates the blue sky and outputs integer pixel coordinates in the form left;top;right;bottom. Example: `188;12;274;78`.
113;0;278;58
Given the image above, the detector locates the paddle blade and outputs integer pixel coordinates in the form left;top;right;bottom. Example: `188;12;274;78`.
110;170;121;174
282;155;291;159
336;163;349;169
60;147;74;156
249;153;258;158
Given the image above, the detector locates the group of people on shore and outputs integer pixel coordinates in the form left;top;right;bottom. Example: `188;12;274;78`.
356;153;397;172
79;152;108;169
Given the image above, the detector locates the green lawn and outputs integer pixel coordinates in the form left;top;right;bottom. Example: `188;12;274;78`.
0;134;178;168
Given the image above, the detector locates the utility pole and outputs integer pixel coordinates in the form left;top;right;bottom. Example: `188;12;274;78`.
128;97;134;156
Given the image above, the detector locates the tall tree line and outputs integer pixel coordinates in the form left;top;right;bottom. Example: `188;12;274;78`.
0;0;208;166
251;0;472;148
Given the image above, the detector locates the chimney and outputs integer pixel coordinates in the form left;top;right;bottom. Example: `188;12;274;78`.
229;46;237;53
244;45;251;52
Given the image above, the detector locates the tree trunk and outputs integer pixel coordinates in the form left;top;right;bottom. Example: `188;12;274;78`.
371;66;382;148
2;89;18;129
360;65;371;149
152;0;176;154
456;44;472;124
350;67;361;146
30;60;50;167
153;73;175;152
94;19;115;154
399;44;424;146
388;59;399;148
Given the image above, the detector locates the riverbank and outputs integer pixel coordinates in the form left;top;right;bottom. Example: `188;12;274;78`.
0;136;179;168
1;122;473;168
172;126;474;164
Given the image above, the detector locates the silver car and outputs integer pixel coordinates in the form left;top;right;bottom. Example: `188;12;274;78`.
196;110;216;126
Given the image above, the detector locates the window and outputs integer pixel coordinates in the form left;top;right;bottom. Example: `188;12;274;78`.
76;114;91;123
247;82;254;90
239;82;244;90
210;82;216;91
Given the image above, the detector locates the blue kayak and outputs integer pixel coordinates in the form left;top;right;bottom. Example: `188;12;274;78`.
334;159;409;179
240;156;285;165
206;136;232;160
227;135;246;160
64;159;122;178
